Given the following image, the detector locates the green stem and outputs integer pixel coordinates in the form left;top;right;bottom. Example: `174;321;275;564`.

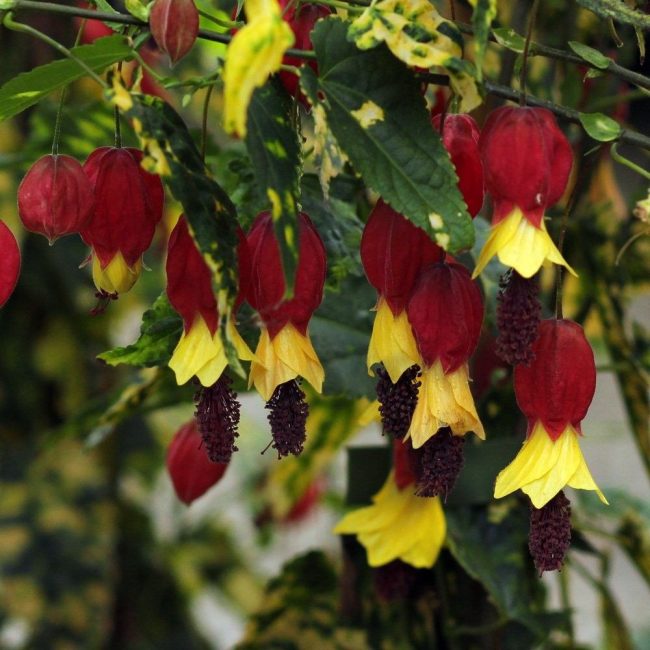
3;12;107;88
519;0;540;106
200;83;215;162
611;143;650;180
197;8;242;29
114;62;123;148
51;87;67;156
558;569;575;649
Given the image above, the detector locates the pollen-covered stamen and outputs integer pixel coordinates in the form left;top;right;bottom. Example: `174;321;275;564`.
376;364;421;438
265;379;309;458
496;270;541;366
528;490;572;574
373;560;418;601
414;427;465;499
194;374;240;463
90;289;118;316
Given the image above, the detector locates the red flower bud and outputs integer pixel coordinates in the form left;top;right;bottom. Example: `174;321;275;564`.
479;106;573;227
149;0;199;65
0;221;20;308
17;154;94;243
166;419;228;504
515;319;596;441
81;147;164;293
407;261;484;372
432;114;484;218
246;211;326;337
361;199;443;315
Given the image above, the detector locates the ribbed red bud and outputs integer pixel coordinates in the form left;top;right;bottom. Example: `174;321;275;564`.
0;221;20;308
166;419;228;504
432;114;484;218
515;319;596;441
18;154;94;243
246;211;326;337
479;106;573;227
81;147;164;268
149;0;199;65
361;199;443;315
407;261;484;371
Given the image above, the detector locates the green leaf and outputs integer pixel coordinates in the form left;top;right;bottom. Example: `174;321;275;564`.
568;41;611;69
303;18;474;253
245;81;301;296
576;0;650;29
579;111;623;141
98;293;182;367
471;0;497;81
91;0;124;30
492;26;526;53
0;36;132;123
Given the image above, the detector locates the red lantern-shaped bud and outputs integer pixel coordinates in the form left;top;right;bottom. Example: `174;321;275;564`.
432;114;484;218
246;211;326;402
167;419;228;505
0;220;20;308
405;261;485;447
81;147;164;295
495;319;607;509
17;154;94;243
278;1;331;102
474;106;575;279
166;216;253;387
361;199;443;383
149;0;199;65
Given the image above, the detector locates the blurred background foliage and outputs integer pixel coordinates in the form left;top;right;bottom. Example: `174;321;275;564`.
0;0;649;648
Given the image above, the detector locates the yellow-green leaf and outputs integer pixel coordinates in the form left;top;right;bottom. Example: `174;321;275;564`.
468;0;497;82
222;0;294;137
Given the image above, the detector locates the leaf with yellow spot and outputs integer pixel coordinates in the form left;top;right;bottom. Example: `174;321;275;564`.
223;0;294;137
468;0;497;82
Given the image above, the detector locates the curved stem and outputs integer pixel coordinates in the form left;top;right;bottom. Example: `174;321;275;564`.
611;143;650;180
200;83;215;162
197;8;242;29
519;0;540;106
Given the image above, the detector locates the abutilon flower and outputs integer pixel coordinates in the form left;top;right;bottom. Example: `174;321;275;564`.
334;439;446;569
166;419;229;505
406;261;485;448
473;106;575;279
81;147;164;295
17;154;94;243
246;211;326;457
494;319;607;509
432;113;484;217
149;0;199;65
361;199;443;384
0;220;20;308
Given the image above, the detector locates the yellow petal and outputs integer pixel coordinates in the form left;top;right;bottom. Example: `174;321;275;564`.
92;252;142;295
494;422;607;508
367;299;420;383
226;317;256;362
223;0;294;137
249;324;325;401
334;471;446;569
407;361;484;448
472;208;577;279
168;316;228;386
358;399;381;427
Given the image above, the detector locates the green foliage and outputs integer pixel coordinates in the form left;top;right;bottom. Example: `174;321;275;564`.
577;0;650;29
491;26;526;53
579;111;623;141
0;36;131;123
568;41;611;69
302;18;475;253
471;0;497;81
245;80;301;295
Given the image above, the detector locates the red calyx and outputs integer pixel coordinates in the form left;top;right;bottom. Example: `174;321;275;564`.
0;221;20;308
166;216;219;334
432;114;484;218
18;154;95;243
245;211;326;337
149;0;199;65
81;147;164;268
361;199;444;315
515;319;596;440
407;261;484;372
278;1;331;102
479;106;573;227
167;419;228;505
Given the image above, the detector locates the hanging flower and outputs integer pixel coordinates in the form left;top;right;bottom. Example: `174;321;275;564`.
473;106;575;279
361;199;443;384
494;319;607;508
17;153;95;243
432;113;484;218
334;439;446;569
149;0;199;65
81;146;164;295
0;220;20;308
166;419;229;505
406;261;485;448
